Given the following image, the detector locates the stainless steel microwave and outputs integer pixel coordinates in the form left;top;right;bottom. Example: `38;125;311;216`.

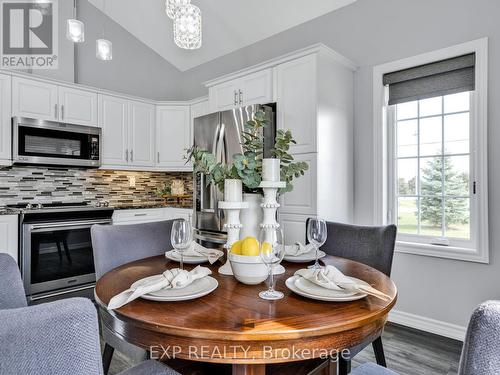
12;117;101;167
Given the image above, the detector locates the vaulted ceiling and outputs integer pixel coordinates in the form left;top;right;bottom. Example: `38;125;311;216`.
87;0;357;71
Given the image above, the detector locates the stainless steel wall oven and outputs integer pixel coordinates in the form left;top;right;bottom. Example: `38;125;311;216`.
11;203;113;303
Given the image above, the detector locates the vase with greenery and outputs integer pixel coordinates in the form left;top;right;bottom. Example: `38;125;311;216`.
186;110;308;195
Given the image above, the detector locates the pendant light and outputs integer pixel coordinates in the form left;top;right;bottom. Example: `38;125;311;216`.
166;0;190;19
96;0;112;61
66;0;84;43
174;3;202;50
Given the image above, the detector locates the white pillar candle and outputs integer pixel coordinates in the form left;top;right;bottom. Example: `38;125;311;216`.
262;158;281;182
224;179;242;202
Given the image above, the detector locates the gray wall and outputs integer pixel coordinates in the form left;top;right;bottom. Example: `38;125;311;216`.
74;0;182;100
179;0;500;328
27;0;183;100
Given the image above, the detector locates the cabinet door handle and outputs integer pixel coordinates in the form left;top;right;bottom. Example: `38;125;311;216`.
125;149;129;162
55;104;58;119
239;90;243;105
130;150;134;162
157;151;160;163
234;90;238;106
61;104;64;120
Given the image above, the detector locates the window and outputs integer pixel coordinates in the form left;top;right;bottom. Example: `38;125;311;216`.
390;92;473;245
373;39;488;263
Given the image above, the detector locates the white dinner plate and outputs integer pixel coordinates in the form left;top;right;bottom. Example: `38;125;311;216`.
165;250;210;264
285;275;367;302
283;250;326;263
130;275;218;302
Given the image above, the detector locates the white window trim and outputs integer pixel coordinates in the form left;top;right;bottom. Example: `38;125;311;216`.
372;38;489;263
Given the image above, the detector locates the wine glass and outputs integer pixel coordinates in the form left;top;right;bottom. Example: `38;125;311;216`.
259;226;285;300
307;218;327;269
170;219;193;270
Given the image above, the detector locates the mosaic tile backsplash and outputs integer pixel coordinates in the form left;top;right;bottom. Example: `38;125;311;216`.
0;166;193;208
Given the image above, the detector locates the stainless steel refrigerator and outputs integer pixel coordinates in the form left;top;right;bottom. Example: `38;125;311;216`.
193;103;276;247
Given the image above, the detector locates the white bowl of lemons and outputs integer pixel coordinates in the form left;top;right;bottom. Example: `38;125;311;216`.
229;237;269;285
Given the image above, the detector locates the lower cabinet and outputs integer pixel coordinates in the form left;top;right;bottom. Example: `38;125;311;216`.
0;215;19;263
112;208;193;225
279;213;314;245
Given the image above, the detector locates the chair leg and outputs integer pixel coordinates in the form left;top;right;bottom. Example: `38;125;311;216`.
372;336;387;367
102;343;115;375
338;357;351;375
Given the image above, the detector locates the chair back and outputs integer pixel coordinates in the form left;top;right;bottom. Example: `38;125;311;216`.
0;298;103;375
306;220;397;276
459;301;500;375
91;220;175;279
0;254;27;309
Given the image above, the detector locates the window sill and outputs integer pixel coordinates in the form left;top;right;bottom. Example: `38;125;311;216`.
395;240;489;264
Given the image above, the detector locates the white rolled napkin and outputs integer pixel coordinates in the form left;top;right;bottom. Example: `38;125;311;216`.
172;242;223;264
107;266;211;310
295;265;391;301
284;242;315;256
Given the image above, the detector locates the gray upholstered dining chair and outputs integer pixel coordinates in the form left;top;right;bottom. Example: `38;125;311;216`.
351;300;500;375
306;219;397;374
0;253;179;375
91;220;175;374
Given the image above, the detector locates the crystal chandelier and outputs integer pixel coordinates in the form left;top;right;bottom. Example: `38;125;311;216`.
166;0;190;19
66;0;84;43
173;3;202;50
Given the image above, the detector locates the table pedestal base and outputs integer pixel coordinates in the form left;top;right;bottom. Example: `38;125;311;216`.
232;363;265;375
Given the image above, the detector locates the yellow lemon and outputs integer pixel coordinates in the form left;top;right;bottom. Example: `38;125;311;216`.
241;237;260;256
261;241;273;255
230;240;242;255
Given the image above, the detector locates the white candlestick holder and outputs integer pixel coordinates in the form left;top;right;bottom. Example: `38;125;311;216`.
218;201;249;275
259;181;286;275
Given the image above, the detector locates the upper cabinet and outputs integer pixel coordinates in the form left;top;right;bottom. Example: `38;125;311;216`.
12;77;98;126
99;94;129;167
274;55;317;155
12;77;58;121
129;101;155;167
58;86;98;126
208;69;272;112
156;105;191;171
0;74;12;165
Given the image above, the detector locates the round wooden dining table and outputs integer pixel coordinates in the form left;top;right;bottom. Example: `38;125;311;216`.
95;255;397;375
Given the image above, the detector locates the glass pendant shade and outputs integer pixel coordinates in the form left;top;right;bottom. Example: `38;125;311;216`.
96;39;112;61
66;19;84;43
174;4;202;50
166;0;190;19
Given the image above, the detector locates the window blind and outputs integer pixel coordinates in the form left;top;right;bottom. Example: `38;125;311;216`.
383;53;475;105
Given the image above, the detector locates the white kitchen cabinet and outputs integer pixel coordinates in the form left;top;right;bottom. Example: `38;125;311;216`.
0;215;19;263
208;68;272;111
274;55;317;154
12;77;58;121
0;74;12;165
129;101;155;167
279;213;312;245
280;153;317;216
209;80;240;111
156;105;191;171
239;69;273;106
58;86;98;126
112;208;193;225
99;94;129;167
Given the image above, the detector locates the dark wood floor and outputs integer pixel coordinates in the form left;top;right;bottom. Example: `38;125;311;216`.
107;323;463;375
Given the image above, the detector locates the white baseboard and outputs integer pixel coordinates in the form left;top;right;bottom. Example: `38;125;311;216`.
388;309;467;341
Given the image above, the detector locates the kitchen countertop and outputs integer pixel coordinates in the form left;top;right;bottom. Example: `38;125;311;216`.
111;203;192;210
0;203;193;215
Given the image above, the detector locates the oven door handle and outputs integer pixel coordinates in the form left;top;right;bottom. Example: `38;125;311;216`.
27;219;112;232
